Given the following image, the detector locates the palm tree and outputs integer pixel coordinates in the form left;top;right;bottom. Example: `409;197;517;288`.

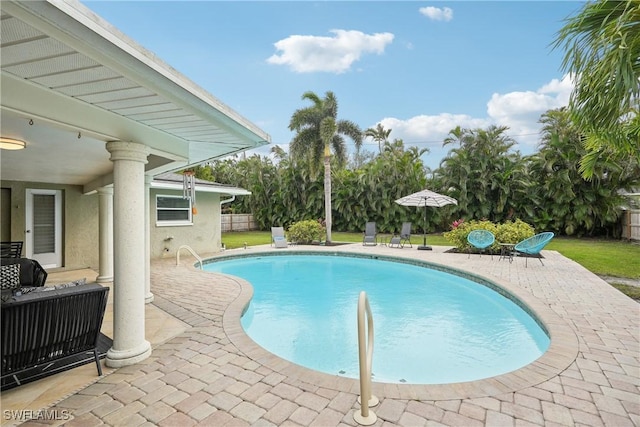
364;123;392;153
289;91;362;243
270;145;288;162
553;0;640;178
437;125;520;222
525;107;633;235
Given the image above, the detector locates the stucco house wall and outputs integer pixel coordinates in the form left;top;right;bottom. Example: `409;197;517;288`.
2;181;231;270
150;188;223;259
0;180;99;270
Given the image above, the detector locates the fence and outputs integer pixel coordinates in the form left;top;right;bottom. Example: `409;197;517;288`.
621;209;640;241
221;211;640;239
221;214;257;232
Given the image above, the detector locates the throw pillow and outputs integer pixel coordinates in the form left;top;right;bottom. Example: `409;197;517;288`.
0;264;21;290
54;278;87;289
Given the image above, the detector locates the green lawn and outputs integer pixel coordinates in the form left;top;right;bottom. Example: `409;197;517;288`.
222;231;640;280
546;237;640;279
611;283;640;301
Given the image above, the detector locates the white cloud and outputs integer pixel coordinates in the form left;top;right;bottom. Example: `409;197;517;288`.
368;114;487;168
487;74;573;147
379;114;488;143
370;75;573;163
419;6;453;22
267;29;394;74
538;74;573;102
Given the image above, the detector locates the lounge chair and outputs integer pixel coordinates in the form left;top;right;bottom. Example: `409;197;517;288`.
271;227;288;248
363;222;377;246
467;230;495;259
389;222;412;248
514;232;555;267
399;222;412;248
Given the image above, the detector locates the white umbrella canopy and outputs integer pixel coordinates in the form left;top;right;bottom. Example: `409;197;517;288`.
395;189;458;250
395;189;458;208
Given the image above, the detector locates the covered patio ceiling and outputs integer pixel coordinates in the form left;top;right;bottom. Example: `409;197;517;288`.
0;0;270;193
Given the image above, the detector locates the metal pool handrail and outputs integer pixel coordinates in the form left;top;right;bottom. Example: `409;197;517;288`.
353;291;378;425
176;245;203;270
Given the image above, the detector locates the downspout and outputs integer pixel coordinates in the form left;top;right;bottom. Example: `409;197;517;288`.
220;195;235;250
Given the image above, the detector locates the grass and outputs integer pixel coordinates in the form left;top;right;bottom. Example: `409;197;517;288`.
221;231;449;250
546;237;640;279
611;283;640;301
222;231;640;279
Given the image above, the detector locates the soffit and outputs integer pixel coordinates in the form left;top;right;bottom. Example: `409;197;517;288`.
0;0;270;188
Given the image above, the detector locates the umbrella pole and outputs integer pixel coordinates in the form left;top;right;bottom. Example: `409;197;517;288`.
418;200;432;251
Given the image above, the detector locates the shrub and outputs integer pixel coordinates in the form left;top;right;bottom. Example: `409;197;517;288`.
443;219;535;251
495;219;535;245
287;219;325;244
443;220;497;250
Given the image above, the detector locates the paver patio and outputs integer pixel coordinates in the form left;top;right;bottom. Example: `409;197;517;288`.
3;244;639;426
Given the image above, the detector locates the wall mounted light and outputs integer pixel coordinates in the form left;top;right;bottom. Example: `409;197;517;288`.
0;137;27;150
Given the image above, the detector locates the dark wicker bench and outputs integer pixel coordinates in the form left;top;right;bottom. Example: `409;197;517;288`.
1;283;110;388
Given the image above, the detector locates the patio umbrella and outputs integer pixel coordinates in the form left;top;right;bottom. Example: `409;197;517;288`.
395;189;458;250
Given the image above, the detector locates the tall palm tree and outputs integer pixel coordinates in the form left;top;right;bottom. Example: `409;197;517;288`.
289;91;362;243
364;123;392;153
525;107;634;235
437;125;520;222
553;0;640;178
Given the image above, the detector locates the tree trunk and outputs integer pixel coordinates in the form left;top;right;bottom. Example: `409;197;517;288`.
324;154;332;243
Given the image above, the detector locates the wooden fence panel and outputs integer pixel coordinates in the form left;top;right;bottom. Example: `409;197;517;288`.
621;209;640;241
222;214;257;232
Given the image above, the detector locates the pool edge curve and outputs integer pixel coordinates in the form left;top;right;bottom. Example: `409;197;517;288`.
216;248;579;401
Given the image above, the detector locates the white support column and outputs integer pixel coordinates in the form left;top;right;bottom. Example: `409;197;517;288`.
144;174;154;303
96;187;113;283
105;141;152;368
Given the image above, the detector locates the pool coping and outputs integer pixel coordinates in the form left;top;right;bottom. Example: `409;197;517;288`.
216;249;579;401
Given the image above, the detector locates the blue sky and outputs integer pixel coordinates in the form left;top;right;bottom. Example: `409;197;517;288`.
85;1;583;169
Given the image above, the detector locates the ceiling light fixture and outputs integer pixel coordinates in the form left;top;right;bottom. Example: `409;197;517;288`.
0;137;27;150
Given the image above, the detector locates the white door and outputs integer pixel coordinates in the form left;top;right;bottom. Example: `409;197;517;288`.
25;189;62;268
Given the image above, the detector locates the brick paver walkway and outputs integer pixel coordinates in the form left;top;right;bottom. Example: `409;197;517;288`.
21;245;640;426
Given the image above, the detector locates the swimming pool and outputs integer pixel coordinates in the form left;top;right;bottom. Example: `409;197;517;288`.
205;253;550;384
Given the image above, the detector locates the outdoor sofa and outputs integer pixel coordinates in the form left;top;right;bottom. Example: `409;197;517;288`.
1;266;109;389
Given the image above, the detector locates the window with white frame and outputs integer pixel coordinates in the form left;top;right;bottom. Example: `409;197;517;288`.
156;195;192;226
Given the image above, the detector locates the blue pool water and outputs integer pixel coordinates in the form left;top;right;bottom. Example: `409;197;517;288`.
205;254;550;384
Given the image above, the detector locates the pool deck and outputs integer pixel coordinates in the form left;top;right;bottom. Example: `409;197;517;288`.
2;243;639;426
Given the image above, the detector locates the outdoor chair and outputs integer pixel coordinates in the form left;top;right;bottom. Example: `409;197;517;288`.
271;227;288;248
363;222;377;246
0;242;23;259
399;222;412;248
514;232;555;267
389;222;412;248
467;230;495;259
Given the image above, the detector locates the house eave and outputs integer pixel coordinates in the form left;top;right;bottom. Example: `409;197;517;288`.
151;182;251;197
1;0;270;188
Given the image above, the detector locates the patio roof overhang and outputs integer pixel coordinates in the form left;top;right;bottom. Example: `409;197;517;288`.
0;0;270;194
